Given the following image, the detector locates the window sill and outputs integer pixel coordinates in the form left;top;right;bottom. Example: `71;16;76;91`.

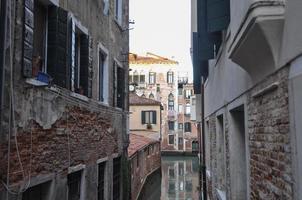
70;92;89;102
98;101;109;107
114;18;124;31
25;78;49;87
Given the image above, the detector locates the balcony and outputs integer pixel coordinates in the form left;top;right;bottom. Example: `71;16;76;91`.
229;0;285;83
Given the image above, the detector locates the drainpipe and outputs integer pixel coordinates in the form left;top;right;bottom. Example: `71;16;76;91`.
0;0;8;131
201;77;207;200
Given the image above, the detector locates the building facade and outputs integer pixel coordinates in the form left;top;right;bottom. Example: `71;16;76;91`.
177;81;199;153
128;134;161;200
129;53;198;153
192;0;302;199
0;0;129;199
129;92;162;140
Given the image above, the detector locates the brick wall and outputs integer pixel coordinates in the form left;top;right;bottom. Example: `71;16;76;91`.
205;66;294;199
130;142;161;200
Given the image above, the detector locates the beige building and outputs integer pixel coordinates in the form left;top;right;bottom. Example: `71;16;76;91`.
129;93;162;140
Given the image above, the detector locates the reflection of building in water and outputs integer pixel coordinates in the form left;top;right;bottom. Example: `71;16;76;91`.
161;156;199;200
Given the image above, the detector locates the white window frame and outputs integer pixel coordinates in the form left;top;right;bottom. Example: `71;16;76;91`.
98;43;109;105
115;0;123;26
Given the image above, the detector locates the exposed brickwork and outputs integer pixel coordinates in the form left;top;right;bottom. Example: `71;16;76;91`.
0;104;122;186
205;66;293;200
129;142;161;200
248;67;292;199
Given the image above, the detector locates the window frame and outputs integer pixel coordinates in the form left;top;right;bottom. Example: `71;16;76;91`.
98;43;109;104
168;135;174;145
115;0;123;26
167;71;174;84
149;72;156;84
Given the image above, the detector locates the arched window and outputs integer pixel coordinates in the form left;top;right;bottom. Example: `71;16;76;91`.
149;93;155;99
141;94;146;98
168;93;174;110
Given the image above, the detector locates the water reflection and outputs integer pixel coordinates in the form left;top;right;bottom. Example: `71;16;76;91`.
161;156;200;200
138;156;200;200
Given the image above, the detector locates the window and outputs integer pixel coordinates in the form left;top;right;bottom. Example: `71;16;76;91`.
168;168;175;178
103;0;109;15
113;61;125;109
22;181;50;200
185;103;191;115
168;121;175;131
168;93;174;110
113;157;121;200
133;70;139;83
185;90;192;99
178;88;183;95
115;0;123;25
98;162;106;200
149;72;156;84
178;137;183;145
68;171;82;200
70;19;92;96
184;122;191;132
179;163;184;176
156;84;160;92
139;75;145;83
168;135;174;145
141;111;157;124
167;71;174;84
98;45;109;103
32;0;48;76
178;104;183;113
178;123;183;130
185;181;193;192
149;93;155;99
129;75;133;83
141;93;146;98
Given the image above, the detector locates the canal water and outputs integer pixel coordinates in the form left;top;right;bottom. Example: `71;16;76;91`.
138;156;200;200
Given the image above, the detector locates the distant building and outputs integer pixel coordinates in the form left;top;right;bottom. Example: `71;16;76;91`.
129;92;162;140
129;53;198;153
128;134;161;200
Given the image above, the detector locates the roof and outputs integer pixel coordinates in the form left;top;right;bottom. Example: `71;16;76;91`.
129;52;179;65
129;93;161;106
128;133;159;157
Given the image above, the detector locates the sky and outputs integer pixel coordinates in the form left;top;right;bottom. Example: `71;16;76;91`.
129;0;193;80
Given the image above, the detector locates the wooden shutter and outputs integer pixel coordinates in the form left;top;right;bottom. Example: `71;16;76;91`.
117;67;125;109
80;35;93;97
47;6;68;87
99;52;104;101
22;0;34;77
207;0;230;33
152;111;157;124
141;111;146;124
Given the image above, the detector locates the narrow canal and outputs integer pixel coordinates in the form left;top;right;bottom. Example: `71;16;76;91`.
138;156;200;200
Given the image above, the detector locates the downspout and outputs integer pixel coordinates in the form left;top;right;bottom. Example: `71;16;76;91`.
0;0;8;132
201;77;207;200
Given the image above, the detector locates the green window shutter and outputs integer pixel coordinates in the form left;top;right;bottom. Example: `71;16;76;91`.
152;111;157;124
207;0;230;33
22;0;34;77
117;67;125;109
79;35;93;97
141;111;146;124
47;6;68;87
